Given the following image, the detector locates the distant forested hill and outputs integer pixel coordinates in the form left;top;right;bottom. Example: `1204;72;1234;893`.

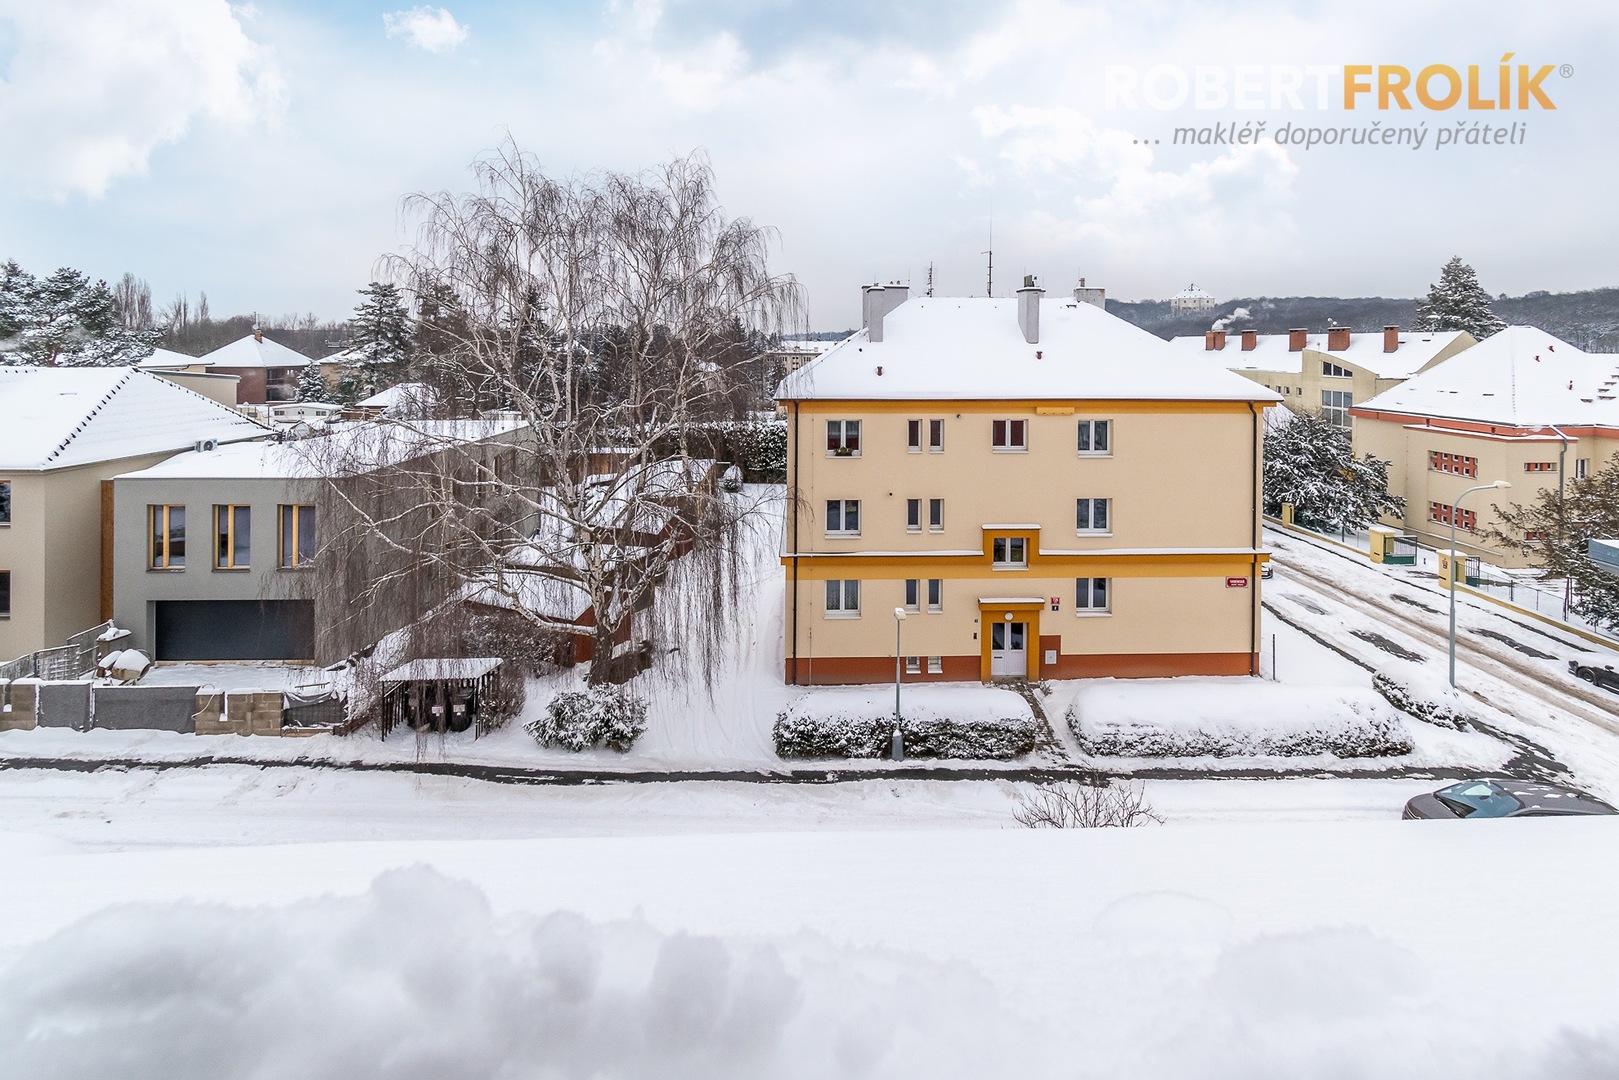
1107;288;1619;351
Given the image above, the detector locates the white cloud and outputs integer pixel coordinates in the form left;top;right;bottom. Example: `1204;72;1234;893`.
0;0;284;199
383;6;469;53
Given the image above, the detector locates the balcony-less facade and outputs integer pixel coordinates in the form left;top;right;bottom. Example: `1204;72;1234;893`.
777;282;1278;685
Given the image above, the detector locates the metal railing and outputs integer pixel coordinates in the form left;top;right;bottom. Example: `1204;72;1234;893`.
0;620;116;683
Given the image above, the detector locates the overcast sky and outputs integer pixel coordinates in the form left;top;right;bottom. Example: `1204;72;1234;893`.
0;0;1613;329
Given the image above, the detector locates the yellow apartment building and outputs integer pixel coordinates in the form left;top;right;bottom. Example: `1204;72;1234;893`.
1353;325;1619;568
776;280;1280;685
1171;326;1474;425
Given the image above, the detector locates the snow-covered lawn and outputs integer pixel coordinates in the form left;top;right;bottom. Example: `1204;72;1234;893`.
4;814;1617;1077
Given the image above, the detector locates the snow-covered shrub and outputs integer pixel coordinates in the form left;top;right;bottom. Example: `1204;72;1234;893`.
773;708;1037;760
1067;680;1414;759
1012;781;1162;828
527;687;647;752
1372;674;1471;730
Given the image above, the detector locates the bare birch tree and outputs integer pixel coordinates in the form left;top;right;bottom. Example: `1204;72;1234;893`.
312;144;801;685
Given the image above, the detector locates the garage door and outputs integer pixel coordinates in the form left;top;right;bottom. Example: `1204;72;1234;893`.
154;600;316;661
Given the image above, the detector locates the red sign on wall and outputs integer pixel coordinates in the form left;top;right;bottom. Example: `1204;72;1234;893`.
1225;576;1249;588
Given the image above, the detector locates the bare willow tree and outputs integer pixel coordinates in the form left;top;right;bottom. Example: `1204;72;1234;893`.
314;144;801;685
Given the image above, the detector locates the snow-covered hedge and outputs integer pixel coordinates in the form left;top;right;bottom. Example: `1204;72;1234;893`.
1372;674;1472;730
773;687;1037;760
1067;679;1413;759
526;687;647;752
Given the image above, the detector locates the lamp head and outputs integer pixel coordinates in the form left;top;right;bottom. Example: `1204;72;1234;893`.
893;607;908;620
1494;480;1512;489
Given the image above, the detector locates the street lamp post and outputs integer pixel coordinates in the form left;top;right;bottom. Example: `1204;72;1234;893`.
1448;479;1511;687
892;607;907;761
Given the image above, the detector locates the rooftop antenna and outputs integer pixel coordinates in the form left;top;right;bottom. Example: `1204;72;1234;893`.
926;262;934;298
983;209;994;296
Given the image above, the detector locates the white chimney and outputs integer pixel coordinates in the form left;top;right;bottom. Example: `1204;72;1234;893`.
1017;274;1044;344
1072;276;1106;309
862;284;887;343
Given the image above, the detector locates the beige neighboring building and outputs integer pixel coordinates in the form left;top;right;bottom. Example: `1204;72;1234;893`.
137;348;242;407
1353;325;1619;568
0;367;270;661
1171;326;1475;426
775;280;1279;686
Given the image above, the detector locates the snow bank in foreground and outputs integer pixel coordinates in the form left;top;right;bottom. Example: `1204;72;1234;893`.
775;685;1036;759
1070;678;1412;758
0;867;1020;1080
4;862;1617;1079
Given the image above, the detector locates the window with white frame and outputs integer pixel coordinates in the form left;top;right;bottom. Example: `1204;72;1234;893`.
903;578;921;612
824;579;860;616
825;419;861;456
992;536;1028;567
926;578;943;612
1076;498;1111;533
905;656;921;674
906;498;922;532
907;419;923;452
928;498;944;531
1321;389;1353;427
928;419;944;451
1076;577;1110;612
825;499;860;536
927;655;942;674
991;419;1027;451
1577;458;1591;479
1077;419;1111;456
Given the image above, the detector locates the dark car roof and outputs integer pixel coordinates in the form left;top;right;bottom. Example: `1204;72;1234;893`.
1461;778;1617;816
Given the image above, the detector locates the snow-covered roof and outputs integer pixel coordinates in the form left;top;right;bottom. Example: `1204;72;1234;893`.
381;658;502;682
138;348;205;370
1168;329;1472;380
1172;284;1214;300
776;296;1277;403
0;366;272;472
197;333;313;370
356;382;435;411
1357;325;1619;428
116;418;529;481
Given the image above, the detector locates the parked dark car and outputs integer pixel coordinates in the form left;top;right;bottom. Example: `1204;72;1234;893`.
1260;562;1274;580
1403;778;1617;820
1568;659;1619;693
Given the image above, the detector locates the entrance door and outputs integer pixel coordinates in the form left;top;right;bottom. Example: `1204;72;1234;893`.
990;621;1027;679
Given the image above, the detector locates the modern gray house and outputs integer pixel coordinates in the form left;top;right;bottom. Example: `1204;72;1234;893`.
112;420;529;663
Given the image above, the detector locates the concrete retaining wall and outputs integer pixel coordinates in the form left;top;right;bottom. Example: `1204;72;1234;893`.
37;680;92;729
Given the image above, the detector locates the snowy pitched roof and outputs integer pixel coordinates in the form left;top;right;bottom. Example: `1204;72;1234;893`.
776;296;1277;403
197;333;313;370
1172;284;1214;300
356;382;435;411
1168;329;1473;380
1357;326;1619;428
115;418;529;481
0;366;272;471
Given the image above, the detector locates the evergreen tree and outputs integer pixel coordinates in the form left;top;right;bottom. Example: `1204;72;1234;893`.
1484;460;1619;630
1414;256;1507;340
0;261;159;366
297;360;332;403
344;281;412;399
1263;409;1404;531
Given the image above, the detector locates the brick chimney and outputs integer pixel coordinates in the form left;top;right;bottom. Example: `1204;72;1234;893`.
1017;274;1043;344
1327;326;1351;352
253;325;263;344
1288;328;1307;352
1383;325;1400;353
1241;329;1257;351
